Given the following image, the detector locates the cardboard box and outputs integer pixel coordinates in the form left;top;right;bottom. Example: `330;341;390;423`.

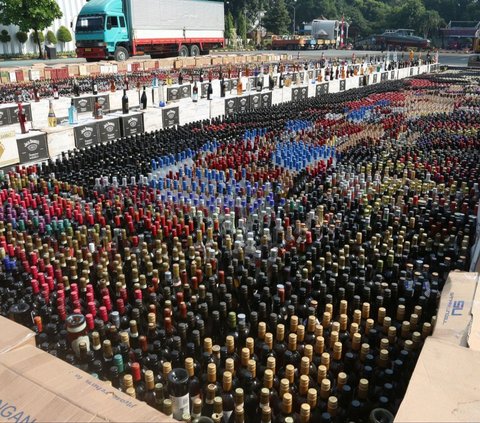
395;337;480;422
0;316;36;354
0;345;175;422
68;65;80;77
182;57;196;67
433;271;480;349
194;57;211;68
78;64;89;76
157;58;176;70
211;56;223;65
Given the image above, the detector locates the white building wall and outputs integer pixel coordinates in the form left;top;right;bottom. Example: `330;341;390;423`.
0;0;87;55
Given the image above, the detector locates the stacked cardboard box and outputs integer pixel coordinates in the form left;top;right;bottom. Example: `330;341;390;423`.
395;271;480;422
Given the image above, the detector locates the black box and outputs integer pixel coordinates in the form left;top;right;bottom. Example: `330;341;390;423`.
17;132;49;164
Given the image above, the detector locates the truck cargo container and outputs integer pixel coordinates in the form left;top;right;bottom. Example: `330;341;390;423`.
75;0;225;61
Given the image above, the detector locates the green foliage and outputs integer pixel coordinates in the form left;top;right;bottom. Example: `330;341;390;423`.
225;11;236;42
237;10;247;43
0;29;11;43
0;0;62;57
46;29;57;45
240;0;479;40
30;30;45;44
263;0;291;35
16;31;28;44
57;25;72;43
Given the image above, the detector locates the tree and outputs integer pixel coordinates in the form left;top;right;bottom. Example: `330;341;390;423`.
30;31;45;55
237;10;247;45
0;29;11;57
57;25;72;51
46;29;57;45
16;30;28;54
419;9;444;39
0;0;63;59
263;0;291;35
225;11;236;46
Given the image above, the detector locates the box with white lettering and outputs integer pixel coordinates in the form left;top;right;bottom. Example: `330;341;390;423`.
433;271;479;349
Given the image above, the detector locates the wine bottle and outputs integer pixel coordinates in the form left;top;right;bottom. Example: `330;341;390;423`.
168;368;190;420
17;102;28;134
192;82;199;102
93;98;103;120
122;89;129;114
141;86;148;110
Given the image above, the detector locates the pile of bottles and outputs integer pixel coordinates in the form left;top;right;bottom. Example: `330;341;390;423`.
1;69;478;423
0;53;419;105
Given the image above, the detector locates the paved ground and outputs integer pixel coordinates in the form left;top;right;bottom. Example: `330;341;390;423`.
0;50;471;68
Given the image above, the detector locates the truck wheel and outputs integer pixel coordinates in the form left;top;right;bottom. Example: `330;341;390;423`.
190;45;201;56
178;45;189;57
114;46;129;62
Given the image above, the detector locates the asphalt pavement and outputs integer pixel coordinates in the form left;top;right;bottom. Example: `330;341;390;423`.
0;50;472;69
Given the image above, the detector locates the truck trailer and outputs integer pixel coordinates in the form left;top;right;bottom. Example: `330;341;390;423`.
75;0;225;61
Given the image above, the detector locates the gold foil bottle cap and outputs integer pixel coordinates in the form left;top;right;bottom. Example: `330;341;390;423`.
123;374;133;389
241;347;250;366
317;364;327;383
290;315;299;332
225;358;235;373
213;396;223;414
380;338;390;350
266;356;276;372
288;333;297;350
261;406;272;423
350;322;359;335
258;322;267;338
276;324;285;341
204;337;213;352
163;399;173;416
247;359;256;377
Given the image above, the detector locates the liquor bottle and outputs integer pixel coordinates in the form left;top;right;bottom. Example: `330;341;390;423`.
93;98;103;119
192;82;199;103
257;76;263;92
237;74;243;95
110;79;116;93
269;74;275;91
159;81;166;107
68;98;78;125
274;393;298;423
53;84;59;99
168;368;190;420
17;102;28;134
92;78;98;95
207;81;213;100
141;86;148;110
222;371;235;422
33;81;40;101
72;77;80;97
220;77;226;98
47;100;57;127
122;89;129;114
369;408;394;423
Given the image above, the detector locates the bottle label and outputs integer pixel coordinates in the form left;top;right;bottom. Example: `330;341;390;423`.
170;393;189;420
